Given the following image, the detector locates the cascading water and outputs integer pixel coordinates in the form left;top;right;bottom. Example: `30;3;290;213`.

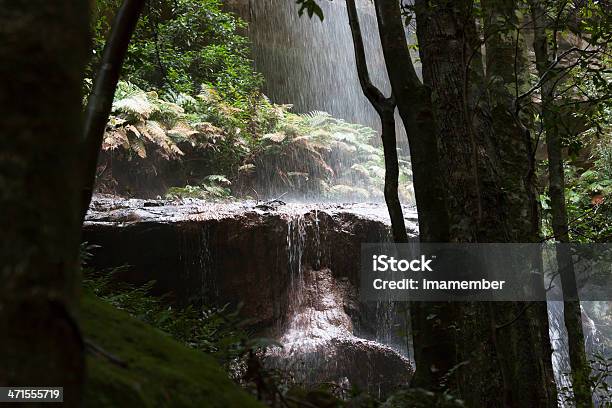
179;224;214;305
221;1;418;375
242;0;396;132
548;300;611;407
314;209;321;268
267;211;413;395
222;0;419;202
225;0;416;156
287;214;307;308
548;301;574;406
85;196;418;396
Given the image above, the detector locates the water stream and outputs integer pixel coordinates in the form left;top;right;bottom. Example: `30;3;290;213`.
227;0;415;148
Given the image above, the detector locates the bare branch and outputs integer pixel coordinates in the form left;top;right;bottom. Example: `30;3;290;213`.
346;0;392;112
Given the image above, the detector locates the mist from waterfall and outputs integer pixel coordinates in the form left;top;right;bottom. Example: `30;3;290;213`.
248;0;397;132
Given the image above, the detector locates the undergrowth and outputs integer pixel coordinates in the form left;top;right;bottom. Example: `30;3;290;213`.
81;245;258;367
80;244;469;407
98;81;414;202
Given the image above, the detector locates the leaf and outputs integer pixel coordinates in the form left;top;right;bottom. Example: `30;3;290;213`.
113;91;156;119
102;128;129;151
262;132;287;143
296;0;324;21
205;174;231;186
130;138;147;159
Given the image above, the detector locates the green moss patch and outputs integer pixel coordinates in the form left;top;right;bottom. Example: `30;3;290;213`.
81;292;263;407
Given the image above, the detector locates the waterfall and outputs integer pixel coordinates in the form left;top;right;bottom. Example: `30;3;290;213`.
548;301;574;406
268;210;412;395
287;214;307;308
218;0;418;387
227;0;412;146
548;300;612;407
179;224;213;306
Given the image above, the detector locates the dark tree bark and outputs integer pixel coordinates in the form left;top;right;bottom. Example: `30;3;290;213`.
81;0;145;221
478;3;558;405
530;2;593;406
0;0;90;404
480;0;540;242
372;0;449;244
376;0;556;407
412;0;497;399
346;0;407;243
371;2;456;392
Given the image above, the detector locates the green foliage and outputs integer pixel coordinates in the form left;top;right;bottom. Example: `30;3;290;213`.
90;0;415;202
541;133;612;243
567;138;612;243
91;0;262;100
557;353;612;407
104;81;211;160
238;109;414;202
166;175;233;199
82;258;251;366
589;354;612;407
100;82;414;203
381;388;464;408
296;0;324;21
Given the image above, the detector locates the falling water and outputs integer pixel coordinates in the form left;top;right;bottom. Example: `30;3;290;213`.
287;214;307;314
226;0;413;146
268;210;413;394
548;301;574;406
314;209;321;269
548;300;612;407
178;225;213;306
85;196;415;395
222;0;418;387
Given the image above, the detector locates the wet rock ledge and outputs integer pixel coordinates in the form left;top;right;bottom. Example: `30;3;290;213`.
83;195;418;395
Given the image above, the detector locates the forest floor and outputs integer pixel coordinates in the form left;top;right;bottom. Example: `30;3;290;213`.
81;291;263;407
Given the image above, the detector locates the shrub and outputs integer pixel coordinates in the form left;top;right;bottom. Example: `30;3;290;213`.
90;0;262;100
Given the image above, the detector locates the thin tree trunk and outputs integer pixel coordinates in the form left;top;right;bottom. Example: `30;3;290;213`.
81;0;145;221
0;1;90;404
380;110;409;243
408;0;557;405
371;1;455;392
372;0;449;244
530;2;593;405
346;0;408;243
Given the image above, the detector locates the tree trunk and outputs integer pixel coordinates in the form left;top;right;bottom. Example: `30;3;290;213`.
373;0;449;244
410;0;557;405
480;0;557;405
372;1;454;391
0;1;90;405
346;0;408;243
530;2;593;405
380;109;409;243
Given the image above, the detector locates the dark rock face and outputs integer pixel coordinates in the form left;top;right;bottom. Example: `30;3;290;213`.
83;196;417;395
266;268;412;397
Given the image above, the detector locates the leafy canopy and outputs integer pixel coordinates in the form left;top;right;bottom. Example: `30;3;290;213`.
90;0;262;100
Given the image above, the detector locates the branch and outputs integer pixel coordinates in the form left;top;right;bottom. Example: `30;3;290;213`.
516;46;600;108
346;0;393;112
80;0;146;221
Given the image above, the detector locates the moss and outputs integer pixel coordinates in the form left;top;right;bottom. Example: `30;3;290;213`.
81;292;264;408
